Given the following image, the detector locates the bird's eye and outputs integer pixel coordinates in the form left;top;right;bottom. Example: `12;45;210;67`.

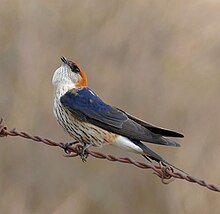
68;61;80;73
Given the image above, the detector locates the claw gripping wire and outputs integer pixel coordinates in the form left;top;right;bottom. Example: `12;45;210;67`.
0;118;219;192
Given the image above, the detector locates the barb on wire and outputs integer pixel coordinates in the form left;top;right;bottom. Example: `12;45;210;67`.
0;118;219;193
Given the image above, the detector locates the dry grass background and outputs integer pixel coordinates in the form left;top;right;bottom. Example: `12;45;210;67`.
0;0;220;213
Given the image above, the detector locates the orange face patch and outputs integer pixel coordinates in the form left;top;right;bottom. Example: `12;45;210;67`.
76;67;88;88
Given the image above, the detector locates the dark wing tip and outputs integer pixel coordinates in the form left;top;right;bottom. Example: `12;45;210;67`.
119;108;185;138
178;133;184;138
145;126;184;138
168;131;184;138
173;132;184;138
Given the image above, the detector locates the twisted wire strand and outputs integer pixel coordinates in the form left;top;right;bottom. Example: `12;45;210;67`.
0;118;219;192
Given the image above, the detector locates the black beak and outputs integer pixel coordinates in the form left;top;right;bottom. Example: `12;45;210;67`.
60;56;68;64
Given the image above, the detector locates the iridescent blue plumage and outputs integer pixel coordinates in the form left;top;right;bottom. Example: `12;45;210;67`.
60;88;127;128
60;88;181;147
53;57;184;167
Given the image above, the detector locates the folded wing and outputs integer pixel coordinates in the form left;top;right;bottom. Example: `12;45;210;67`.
60;88;183;147
118;109;184;138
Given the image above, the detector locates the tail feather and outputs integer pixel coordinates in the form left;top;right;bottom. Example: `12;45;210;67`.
131;139;187;174
142;154;188;174
159;136;180;147
132;140;165;162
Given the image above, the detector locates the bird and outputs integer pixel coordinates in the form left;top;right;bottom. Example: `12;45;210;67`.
52;56;184;167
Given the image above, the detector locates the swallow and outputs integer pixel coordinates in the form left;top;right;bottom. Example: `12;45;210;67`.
52;56;184;166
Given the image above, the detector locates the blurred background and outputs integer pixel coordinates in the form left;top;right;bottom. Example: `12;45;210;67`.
0;0;220;213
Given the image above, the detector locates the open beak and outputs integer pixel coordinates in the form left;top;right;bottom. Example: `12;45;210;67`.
60;56;69;65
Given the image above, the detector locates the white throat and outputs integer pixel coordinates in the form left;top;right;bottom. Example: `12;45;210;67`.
54;82;75;99
52;65;77;99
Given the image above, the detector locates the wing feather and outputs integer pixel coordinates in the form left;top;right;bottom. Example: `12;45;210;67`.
60;88;181;147
117;108;184;138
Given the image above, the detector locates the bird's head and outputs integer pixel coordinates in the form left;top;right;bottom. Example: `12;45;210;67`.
52;56;88;90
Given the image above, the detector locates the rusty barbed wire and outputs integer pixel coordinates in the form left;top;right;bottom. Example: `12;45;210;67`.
0;118;219;192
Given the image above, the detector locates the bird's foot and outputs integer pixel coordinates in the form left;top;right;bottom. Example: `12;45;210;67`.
79;144;91;162
62;141;78;154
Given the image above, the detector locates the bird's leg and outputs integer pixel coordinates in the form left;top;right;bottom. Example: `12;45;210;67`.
62;141;78;154
79;143;92;162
